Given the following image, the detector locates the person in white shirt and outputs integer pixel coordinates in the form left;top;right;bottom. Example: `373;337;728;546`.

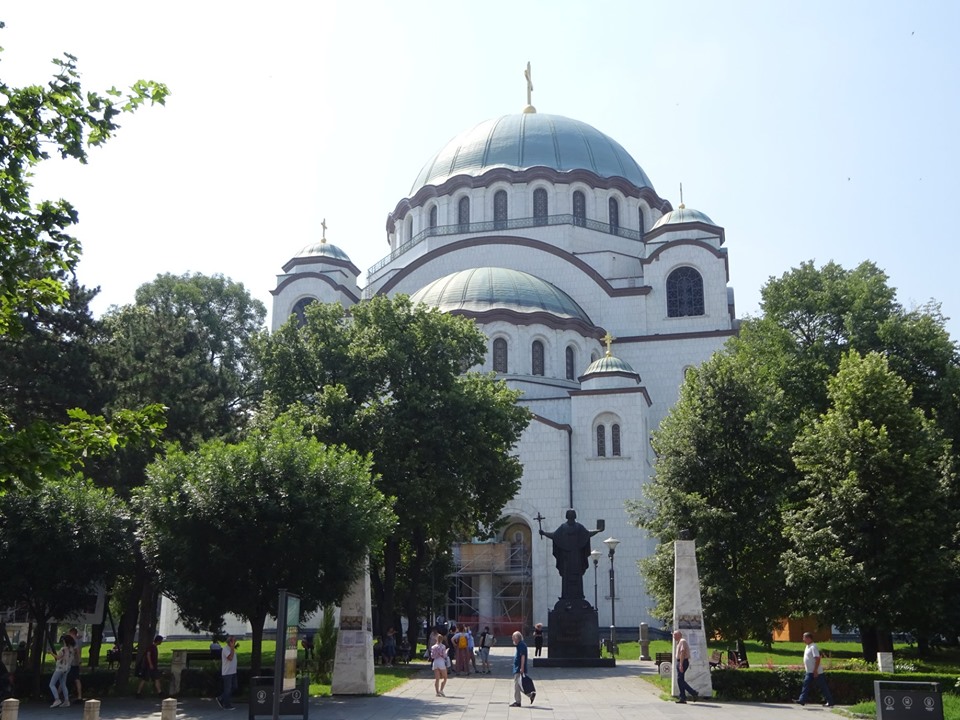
217;636;238;709
794;632;835;707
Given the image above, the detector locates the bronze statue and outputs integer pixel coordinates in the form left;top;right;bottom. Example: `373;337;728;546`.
538;510;604;601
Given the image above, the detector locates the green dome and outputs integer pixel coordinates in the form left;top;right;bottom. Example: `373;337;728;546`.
651;205;716;230
410;267;592;324
410;113;654;195
295;240;351;262
583;354;637;376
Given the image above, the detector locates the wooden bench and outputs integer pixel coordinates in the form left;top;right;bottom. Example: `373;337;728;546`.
654;652;672;666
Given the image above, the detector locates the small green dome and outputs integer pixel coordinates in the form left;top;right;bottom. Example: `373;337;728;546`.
583;355;637;376
296;241;351;263
651;205;716;230
410;267;592;324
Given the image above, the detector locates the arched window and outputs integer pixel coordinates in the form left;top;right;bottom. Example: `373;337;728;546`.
608;197;620;235
533;188;548;226
666;267;705;317
493;338;508;373
458;196;470;232
638;207;645;240
494;190;508;230
291;297;317;327
531;340;545;376
429;205;438;230
565;346;575;381
596;425;606;457
612;424;622;456
573;191;586;227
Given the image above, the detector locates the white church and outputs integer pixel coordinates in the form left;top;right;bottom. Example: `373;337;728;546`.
268;84;737;634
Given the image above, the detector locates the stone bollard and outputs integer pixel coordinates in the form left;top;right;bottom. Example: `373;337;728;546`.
82;699;101;720
161;698;177;720
639;622;651;661
1;698;19;720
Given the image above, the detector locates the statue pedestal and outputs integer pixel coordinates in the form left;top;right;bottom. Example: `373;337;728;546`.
533;599;615;667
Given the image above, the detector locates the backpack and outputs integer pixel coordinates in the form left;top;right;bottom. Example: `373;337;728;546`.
457;633;468;649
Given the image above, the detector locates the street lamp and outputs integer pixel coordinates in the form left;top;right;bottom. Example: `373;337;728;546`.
603;537;620;655
590;549;601;610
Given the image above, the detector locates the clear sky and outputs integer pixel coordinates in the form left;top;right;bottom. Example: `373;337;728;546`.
5;0;959;340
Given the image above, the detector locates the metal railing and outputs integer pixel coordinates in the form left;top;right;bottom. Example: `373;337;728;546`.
369;214;644;275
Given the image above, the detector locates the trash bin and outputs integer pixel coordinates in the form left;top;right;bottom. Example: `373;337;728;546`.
874;681;943;720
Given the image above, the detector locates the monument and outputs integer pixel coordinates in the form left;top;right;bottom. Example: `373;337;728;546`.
535;509;614;667
672;539;713;698
331;557;375;694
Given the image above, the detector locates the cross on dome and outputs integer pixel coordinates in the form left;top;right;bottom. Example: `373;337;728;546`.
603;331;616;357
523;62;536;114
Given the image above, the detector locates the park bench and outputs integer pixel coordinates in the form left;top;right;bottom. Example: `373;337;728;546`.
654;652;672;667
709;650;723;669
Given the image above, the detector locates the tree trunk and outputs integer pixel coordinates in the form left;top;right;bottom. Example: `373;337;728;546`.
88;623;104;668
28;618;49;699
876;627;893;653
250;609;267;676
115;566;145;688
373;538;401;638
860;624;878;662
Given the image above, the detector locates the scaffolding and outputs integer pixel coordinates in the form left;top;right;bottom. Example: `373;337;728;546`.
449;540;531;635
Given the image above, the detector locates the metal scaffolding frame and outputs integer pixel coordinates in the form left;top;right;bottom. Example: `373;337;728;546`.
448;540;531;635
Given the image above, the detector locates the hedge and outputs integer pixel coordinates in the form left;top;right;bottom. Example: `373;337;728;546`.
711;667;958;705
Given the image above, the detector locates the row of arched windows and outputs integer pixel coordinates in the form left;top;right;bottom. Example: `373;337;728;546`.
492;338;582;380
424;189;646;236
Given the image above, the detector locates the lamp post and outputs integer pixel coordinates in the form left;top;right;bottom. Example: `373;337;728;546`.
590;549;601;610
603;537;620;655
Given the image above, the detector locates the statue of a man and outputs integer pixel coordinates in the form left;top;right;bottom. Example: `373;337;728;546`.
539;510;604;601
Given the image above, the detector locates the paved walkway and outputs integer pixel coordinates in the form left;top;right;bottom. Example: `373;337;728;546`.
10;647;838;720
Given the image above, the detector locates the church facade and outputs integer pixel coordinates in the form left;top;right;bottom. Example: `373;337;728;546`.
270;101;737;633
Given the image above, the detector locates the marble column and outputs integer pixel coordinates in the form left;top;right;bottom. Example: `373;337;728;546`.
331;557;375;695
672;540;713;698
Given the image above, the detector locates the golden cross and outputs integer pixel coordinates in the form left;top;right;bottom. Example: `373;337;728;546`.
603;331;616;356
321;218;327;242
524;62;534;107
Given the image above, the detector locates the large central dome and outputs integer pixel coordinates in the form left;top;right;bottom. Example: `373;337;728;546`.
410;113;653;195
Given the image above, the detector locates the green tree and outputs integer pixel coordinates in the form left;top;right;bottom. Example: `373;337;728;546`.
92;272;265;683
783;351;951;654
630;350;793;642
0;478;129;680
0;30;168;489
258;296;531;644
137;415;395;673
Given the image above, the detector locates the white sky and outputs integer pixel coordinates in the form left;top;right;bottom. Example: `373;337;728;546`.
5;0;959;340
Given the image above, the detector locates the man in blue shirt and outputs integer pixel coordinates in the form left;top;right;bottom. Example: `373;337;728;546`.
510;631;534;706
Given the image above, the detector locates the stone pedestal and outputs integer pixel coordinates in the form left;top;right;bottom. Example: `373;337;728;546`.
533;599;614;667
331;558;375;695
877;651;894;673
672;540;713;698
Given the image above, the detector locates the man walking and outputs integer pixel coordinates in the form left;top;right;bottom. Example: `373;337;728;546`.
794;632;835;707
136;635;163;698
672;630;699;704
67;627;82;702
218;636;238;709
510;631;534;707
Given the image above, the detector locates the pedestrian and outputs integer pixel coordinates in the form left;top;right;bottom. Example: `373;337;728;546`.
793;632;835;707
218;635;238;709
467;627;478;673
383;627;397;665
510;631;534;707
430;633;448;697
478;626;494;674
48;634;75;707
453;625;470;675
672;630;699;703
533;623;544;657
136;635;163;698
67;627;82;702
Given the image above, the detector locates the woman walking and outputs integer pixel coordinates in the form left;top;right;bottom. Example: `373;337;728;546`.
49;634;75;707
430;634;449;697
